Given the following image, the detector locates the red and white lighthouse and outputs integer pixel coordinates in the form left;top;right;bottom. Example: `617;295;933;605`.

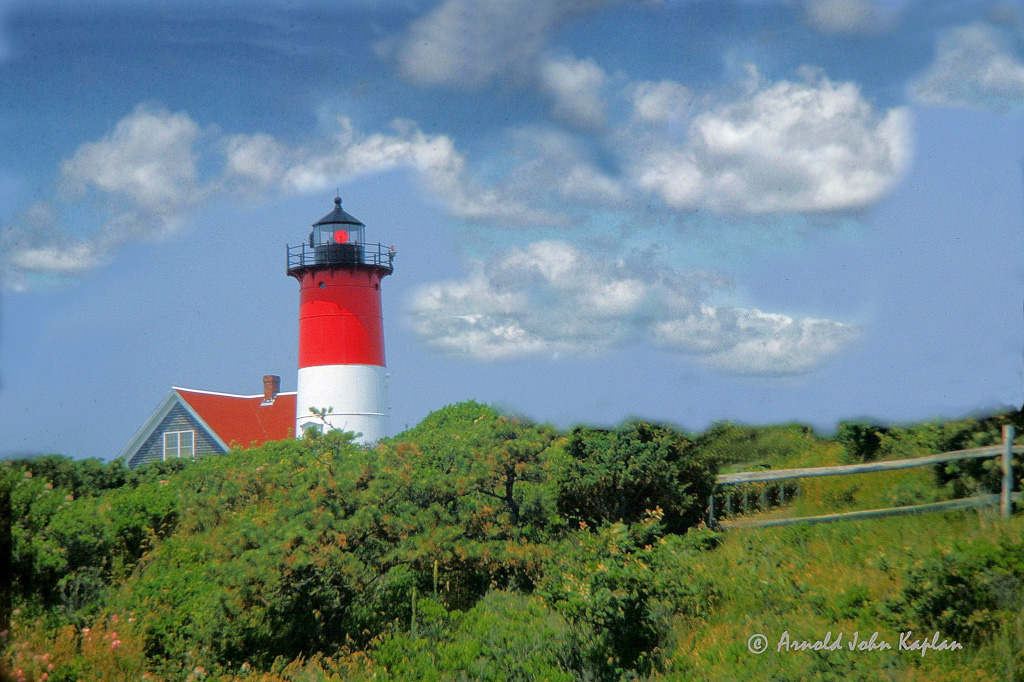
287;197;395;443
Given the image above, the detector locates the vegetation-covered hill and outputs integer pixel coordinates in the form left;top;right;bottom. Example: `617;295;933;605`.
2;402;1023;681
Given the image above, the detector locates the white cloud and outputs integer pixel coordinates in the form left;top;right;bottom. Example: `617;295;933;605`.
7;243;104;275
911;22;1024;111
630;79;691;123
627;69;911;213
539;55;608;130
381;0;654;89
1;202;110;290
382;0;573;88
803;0;887;35
503;128;627;207
3;100;586;290
226;117;567;228
410;240;858;376
60;104;204;215
3;105;215;288
652;308;857;376
224;133;289;189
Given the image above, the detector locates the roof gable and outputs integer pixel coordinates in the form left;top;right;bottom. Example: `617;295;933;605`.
174;388;297;448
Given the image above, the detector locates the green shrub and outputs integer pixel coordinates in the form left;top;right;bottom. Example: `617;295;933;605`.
836;421;888;462
552;421;716;534
692;422;816;466
537;522;719;680
374;591;574;681
891;537;1024;641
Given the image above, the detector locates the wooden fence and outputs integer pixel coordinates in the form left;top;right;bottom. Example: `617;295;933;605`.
709;425;1021;530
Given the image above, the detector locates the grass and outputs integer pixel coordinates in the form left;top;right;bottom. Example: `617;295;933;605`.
662;423;1024;682
660;511;1024;680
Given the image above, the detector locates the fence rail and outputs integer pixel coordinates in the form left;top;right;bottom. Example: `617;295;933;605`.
709;425;1018;529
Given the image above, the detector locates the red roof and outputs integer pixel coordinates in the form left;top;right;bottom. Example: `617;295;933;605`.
175;388;297;448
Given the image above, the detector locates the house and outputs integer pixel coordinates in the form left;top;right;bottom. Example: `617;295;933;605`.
119;375;297;470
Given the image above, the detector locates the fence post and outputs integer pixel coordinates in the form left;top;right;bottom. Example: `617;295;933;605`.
1002;424;1015;519
707;493;715;527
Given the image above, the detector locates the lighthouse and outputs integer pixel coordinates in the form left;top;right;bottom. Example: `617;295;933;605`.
287;197;395;443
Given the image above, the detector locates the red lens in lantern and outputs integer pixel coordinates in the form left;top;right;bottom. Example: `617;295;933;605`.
333;230;349;244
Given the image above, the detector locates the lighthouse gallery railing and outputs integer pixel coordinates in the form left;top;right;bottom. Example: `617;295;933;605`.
287;242;395;274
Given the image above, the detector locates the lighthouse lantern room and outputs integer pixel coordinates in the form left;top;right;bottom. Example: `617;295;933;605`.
287;197;395;443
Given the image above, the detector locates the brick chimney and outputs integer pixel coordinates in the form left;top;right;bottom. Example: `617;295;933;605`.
262;375;280;405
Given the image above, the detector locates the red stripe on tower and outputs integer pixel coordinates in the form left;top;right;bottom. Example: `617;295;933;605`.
297;269;386;367
287;197;395;442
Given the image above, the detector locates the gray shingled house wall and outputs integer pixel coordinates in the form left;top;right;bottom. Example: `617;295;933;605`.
127;402;224;469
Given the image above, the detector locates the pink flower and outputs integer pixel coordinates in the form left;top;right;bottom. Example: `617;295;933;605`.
82;627;90;636
111;639;122;650
40;674;49;681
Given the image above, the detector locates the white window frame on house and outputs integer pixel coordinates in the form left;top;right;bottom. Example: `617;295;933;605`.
164;430;195;460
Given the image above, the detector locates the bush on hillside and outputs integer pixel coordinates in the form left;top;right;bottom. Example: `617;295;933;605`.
890;536;1024;641
373;591;575;681
552;421;715;534
836;421;888;462
691;422;817;466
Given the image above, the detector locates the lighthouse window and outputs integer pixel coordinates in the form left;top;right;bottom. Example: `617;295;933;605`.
164;430;195;460
319;282;326;289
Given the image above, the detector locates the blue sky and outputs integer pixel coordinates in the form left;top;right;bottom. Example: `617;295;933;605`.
3;0;1024;460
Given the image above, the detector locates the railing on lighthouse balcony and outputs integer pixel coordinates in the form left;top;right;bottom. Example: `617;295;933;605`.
286;240;395;274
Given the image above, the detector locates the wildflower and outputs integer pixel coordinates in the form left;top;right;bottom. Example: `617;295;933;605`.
12;609;20;616
24;471;32;478
82;627;91;636
111;639;121;650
